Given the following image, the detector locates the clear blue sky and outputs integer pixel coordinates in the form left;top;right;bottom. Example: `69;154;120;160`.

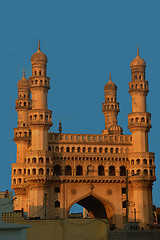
1;0;160;210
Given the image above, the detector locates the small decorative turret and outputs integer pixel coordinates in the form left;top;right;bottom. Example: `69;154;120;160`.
59;121;62;133
102;73;122;135
128;47;151;152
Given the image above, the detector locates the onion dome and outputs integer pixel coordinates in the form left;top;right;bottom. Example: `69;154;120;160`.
104;73;117;91
31;40;47;63
17;69;29;89
108;124;123;135
130;46;146;68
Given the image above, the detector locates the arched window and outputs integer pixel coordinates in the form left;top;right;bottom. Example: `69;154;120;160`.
131;159;134;165
28;169;30;175
39;71;41;75
55;200;60;208
134;76;137;79
76;165;83;176
135;118;139;122
45;115;48;121
17;178;21;184
143;159;147;164
32;168;36;175
122;201;126;208
88;147;91;153
131;118;134;123
39;168;44;175
66;147;70;152
122;188;126;194
18;169;22;174
55;147;59;152
109;166;115;176
72;147;75;152
105;148;108;153
28;158;30;164
40;114;43;120
149;159;152;165
34;71;37;75
13;169;16;174
144;169;148;175
120;166;126;176
110;148;113;153
131;170;135;175
65;165;72;175
99;148;102;153
82;147;86;153
150;169;153;176
137;169;141;175
32;158;36;163
136;159;140;165
46;168;49;175
141;84;143;89
94;147;97;153
53;165;61;176
55;187;60;193
141;117;145;122
98;165;105;176
61;147;64;152
46;158;49;163
39;157;44;163
13;179;16;184
77;147;80;152
34;114;37;120
115;148;118;154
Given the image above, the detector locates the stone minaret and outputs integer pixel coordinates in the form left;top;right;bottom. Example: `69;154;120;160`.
128;47;151;152
128;47;154;229
28;41;52;151
13;70;32;163
102;73;122;135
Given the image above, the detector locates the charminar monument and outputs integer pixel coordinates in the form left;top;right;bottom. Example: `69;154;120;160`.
11;42;156;230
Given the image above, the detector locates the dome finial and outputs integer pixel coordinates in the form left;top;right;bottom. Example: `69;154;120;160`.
38;40;40;50
109;72;111;81
23;68;25;77
137;46;139;56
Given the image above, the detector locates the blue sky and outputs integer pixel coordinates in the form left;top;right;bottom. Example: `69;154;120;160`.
1;0;160;210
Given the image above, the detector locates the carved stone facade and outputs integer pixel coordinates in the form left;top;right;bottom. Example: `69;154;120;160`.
11;44;156;229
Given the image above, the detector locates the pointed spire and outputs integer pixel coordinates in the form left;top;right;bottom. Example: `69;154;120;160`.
23;68;25;77
137;46;139;56
38;40;40;50
109;72;111;81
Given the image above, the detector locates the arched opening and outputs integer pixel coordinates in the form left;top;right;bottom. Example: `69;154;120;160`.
120;166;126;176
69;195;107;219
98;165;105;176
55;200;60;208
76;165;83;176
55;187;60;193
65;165;72;175
109;166;115;176
53;164;61;176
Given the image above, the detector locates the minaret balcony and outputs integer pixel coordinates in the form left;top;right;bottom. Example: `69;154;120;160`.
29;76;50;89
128;112;151;131
13;127;31;141
102;102;119;112
28;109;52;127
15;99;32;110
129;81;149;94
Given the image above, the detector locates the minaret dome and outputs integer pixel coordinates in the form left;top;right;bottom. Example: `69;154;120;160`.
31;40;47;64
17;69;29;89
130;46;146;68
